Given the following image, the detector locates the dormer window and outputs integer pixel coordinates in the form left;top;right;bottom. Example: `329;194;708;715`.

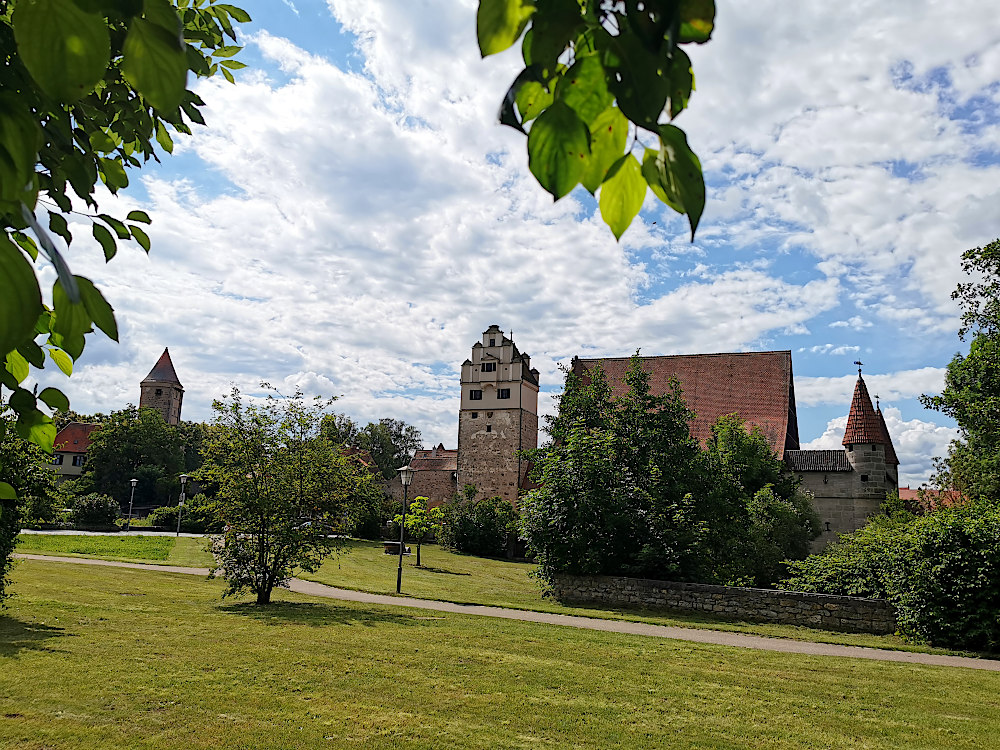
482;362;496;372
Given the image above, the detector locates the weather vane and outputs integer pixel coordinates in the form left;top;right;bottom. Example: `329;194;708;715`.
854;359;863;375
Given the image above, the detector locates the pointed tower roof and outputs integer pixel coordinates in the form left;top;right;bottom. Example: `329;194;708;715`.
876;406;899;466
842;373;882;445
141;347;182;386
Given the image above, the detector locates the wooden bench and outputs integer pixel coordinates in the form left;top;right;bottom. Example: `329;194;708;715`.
383;541;411;555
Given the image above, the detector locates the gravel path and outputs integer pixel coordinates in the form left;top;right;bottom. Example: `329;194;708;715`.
15;553;1000;672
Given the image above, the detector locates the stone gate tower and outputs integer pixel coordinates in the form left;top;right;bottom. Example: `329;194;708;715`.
457;325;539;504
139;348;184;426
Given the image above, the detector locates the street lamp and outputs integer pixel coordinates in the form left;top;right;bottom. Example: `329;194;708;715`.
176;474;188;537
126;478;138;532
396;464;415;594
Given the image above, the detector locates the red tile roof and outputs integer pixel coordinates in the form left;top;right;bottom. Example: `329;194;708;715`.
877;408;899;466
898;486;963;510
410;444;458;472
573;351;799;456
54;422;101;454
842;375;883;446
142;347;182;385
340;446;376;470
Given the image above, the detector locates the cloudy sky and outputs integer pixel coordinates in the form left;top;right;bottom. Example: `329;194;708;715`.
40;1;1000;486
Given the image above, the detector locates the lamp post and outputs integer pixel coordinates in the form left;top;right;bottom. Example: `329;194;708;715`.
126;478;138;532
396;464;414;594
176;474;188;537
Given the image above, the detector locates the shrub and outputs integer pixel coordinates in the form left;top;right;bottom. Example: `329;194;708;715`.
71;494;120;527
782;500;1000;650
20;493;59;525
146;494;222;533
440;493;517;558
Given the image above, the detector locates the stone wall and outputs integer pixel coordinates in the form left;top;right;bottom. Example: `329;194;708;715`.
139;383;183;426
550;574;896;634
457;409;524;504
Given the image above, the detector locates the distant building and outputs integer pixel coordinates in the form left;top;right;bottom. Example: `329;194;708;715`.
139;347;184;425
50;422;100;483
388;444;459;508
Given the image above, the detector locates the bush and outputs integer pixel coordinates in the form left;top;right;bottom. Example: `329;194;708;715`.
145;494;222;533
439;493;517;558
782;500;1000;650
20;493;59;525
71;494;120;527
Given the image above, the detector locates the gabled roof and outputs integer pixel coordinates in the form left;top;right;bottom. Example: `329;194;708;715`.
54;422;101;454
877;408;899;466
785;450;852;473
142;347;182;386
410;444;458;472
572;350;799;456
341;446;376;471
842;375;882;445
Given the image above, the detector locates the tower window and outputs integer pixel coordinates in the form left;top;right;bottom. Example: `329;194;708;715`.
155;388;163;396
482;362;496;372
471;412;478;419
486;425;492;433
498;389;510;399
825;522;831;532
489;338;496;346
861;474;869;482
470;390;483;401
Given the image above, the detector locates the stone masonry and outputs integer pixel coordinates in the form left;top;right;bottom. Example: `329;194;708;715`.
550;574;897;634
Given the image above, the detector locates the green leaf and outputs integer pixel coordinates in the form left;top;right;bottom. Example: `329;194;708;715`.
220;66;235;84
93;222;118;261
525;0;580;71
0;234;44;358
667;48;693;120
642;148;681;213
155;121;174;153
12;0;110;101
598;27;670;127
580;106;628;194
213;45;242;58
515;80;554;123
645;125;705;240
0;95;43;202
478;0;535;57
52;279;92;359
599;154;646;240
48;211;73;246
5;349;30;384
98;214;131;240
130;224;151;252
216;4;252;23
15;408;56;452
89;130;117;153
97;158;129;191
38;387;70;413
220;59;247;70
122;16;188;111
0;482;15;500
127;209;152;223
527;101;590;200
49;347;73;376
678;0;716;44
10;387;37;415
12;232;39;262
76;276;118;341
17;339;45;368
556;55;612;127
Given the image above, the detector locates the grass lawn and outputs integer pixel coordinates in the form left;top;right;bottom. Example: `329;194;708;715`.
306;540;962;655
1;560;998;749
15;534;214;568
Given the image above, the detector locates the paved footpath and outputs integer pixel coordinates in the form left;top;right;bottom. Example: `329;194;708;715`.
15;553;1000;672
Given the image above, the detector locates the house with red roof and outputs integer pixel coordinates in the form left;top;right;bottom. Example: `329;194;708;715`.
50;422;101;483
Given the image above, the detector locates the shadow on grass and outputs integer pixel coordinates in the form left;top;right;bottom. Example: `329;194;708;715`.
0;616;67;657
416;566;471;576
219;601;417;629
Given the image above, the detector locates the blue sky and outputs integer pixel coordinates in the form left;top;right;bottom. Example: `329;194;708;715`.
42;1;1000;486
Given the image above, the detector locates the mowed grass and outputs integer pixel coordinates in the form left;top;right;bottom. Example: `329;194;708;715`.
1;560;999;750
15;534;214;568
307;540;960;654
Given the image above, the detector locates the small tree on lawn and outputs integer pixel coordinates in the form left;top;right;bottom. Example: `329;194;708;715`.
393;497;443;567
199;385;363;605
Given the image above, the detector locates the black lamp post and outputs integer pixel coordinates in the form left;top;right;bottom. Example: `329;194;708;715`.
396;464;414;594
176;474;188;537
126;478;138;532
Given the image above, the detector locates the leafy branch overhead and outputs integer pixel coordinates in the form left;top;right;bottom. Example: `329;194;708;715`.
0;0;251;461
478;0;714;240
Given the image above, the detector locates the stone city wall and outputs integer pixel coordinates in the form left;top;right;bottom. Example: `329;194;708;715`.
550;575;896;634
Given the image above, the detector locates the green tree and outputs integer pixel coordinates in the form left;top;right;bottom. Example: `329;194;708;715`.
477;0;715;240
319;413;360;446
81;406;184;510
354;419;423;480
922;238;1000;500
1;0;250;458
439;485;520;558
392;497;443;567
198;386;364;605
1;411;56;603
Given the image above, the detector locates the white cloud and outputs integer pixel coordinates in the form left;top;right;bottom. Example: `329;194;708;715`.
798;344;860;356
796;368;948;407
829;316;872;329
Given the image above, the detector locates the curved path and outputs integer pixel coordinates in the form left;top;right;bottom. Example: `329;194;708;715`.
15;553;1000;672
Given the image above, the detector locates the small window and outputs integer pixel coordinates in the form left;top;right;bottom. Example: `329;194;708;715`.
471;412;478;419
155;388;163;396
72;455;85;467
498;388;511;399
482;362;496;372
489;338;496;346
860;474;869;482
486;425;492;433
470;390;483;401
825;522;831;532
52;454;64;465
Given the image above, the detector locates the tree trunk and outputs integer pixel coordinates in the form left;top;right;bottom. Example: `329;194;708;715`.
257;587;271;605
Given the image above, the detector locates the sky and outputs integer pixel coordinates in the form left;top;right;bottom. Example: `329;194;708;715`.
37;1;1000;487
